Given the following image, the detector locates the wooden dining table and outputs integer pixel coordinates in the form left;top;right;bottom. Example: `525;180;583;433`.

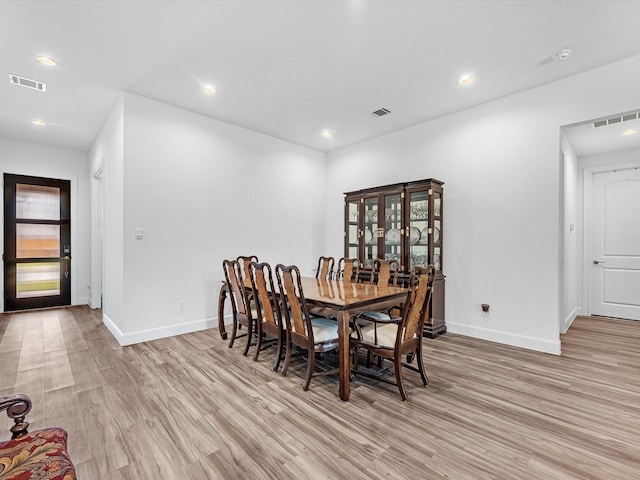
217;276;408;400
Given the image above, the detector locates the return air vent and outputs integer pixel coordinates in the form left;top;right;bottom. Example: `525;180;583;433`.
369;107;391;118
593;112;638;128
8;73;46;92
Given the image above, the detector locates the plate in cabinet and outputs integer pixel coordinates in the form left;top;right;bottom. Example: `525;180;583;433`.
385;228;401;244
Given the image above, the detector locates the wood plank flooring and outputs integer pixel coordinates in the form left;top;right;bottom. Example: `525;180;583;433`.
1;307;639;479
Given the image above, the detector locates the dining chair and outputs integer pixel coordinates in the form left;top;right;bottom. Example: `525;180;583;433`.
335;257;360;282
356;258;400;323
248;261;285;371
276;264;340;391
223;259;257;355
315;256;335;280
350;265;434;401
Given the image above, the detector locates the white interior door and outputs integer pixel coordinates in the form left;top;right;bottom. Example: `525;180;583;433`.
590;167;640;320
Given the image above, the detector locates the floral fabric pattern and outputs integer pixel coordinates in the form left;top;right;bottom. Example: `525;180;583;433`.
0;428;76;480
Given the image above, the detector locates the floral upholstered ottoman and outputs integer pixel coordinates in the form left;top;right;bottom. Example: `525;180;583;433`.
0;395;76;480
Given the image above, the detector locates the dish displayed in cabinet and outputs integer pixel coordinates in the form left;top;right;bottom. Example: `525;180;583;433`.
417;226;441;244
419;227;428;244
385;228;401;244
410;227;421;245
364;228;373;244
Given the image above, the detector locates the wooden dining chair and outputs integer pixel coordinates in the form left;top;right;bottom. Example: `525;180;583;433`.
315;256;335;280
351;265;434;401
248;261;285;371
335;257;360;282
223;259;257;355
276;264;340;391
356;258;400;322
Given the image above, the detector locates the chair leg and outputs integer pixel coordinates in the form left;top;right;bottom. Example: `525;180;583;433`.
243;321;253;356
415;346;429;386
273;333;284;371
282;332;292;376
228;319;238;348
253;322;263;361
394;354;408;401
303;348;315;391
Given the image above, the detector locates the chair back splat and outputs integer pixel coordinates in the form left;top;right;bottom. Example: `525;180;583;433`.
315;256;335;280
372;259;399;286
236;255;258;285
336;257;360;282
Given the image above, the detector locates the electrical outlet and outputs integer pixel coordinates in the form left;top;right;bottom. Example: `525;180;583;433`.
178;301;186;313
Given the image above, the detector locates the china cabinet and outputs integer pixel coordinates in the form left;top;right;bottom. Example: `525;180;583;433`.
344;178;445;337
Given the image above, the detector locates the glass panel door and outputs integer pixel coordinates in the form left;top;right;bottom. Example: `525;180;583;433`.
383;193;402;265
433;191;442;271
345;199;360;260
408;190;429;270
363;197;378;268
3;174;71;311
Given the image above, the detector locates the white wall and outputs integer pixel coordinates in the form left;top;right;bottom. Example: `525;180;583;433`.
560;134;580;333
325;55;640;354
0;138;90;310
91;92;326;345
88;96;124;334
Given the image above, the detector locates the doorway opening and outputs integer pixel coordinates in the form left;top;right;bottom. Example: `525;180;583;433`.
561;109;640;329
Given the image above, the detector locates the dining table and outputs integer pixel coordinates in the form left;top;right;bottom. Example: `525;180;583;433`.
217;275;408;401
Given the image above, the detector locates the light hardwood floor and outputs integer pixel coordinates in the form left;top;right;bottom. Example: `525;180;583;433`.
1;307;639;479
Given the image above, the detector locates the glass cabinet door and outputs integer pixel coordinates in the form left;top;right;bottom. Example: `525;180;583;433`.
433;190;442;272
363;197;378;268
345;199;360;260
407;189;429;270
382;193;402;267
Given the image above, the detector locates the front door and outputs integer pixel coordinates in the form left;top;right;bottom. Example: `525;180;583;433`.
3;174;71;311
590;167;640;320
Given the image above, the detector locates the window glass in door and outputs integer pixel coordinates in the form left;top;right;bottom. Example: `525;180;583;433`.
383;193;402;265
363;197;378;268
3;174;71;311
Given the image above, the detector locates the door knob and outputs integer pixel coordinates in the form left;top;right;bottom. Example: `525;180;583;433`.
593;260;605;265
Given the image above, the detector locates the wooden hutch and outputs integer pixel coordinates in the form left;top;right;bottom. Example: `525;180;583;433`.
344;178;445;337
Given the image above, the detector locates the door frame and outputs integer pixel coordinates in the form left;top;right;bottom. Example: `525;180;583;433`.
1;170;78;313
581;159;640;316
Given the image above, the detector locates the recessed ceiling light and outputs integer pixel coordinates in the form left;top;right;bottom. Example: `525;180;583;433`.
202;85;216;95
458;74;475;86
622;128;638;136
320;129;333;138
32;119;46;126
552;49;572;62
36;56;57;66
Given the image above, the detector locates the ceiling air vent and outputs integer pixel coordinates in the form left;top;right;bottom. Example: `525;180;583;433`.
8;73;46;92
369;107;391;118
593;112;639;128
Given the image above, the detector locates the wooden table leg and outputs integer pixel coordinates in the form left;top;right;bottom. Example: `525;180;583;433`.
338;310;351;401
217;283;228;340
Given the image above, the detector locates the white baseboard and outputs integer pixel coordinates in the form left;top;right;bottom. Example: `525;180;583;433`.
102;313;218;346
446;322;561;355
75;296;90;306
560;307;581;334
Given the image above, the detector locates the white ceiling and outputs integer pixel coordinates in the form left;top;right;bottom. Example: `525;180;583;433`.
563;110;640;157
2;0;640;154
